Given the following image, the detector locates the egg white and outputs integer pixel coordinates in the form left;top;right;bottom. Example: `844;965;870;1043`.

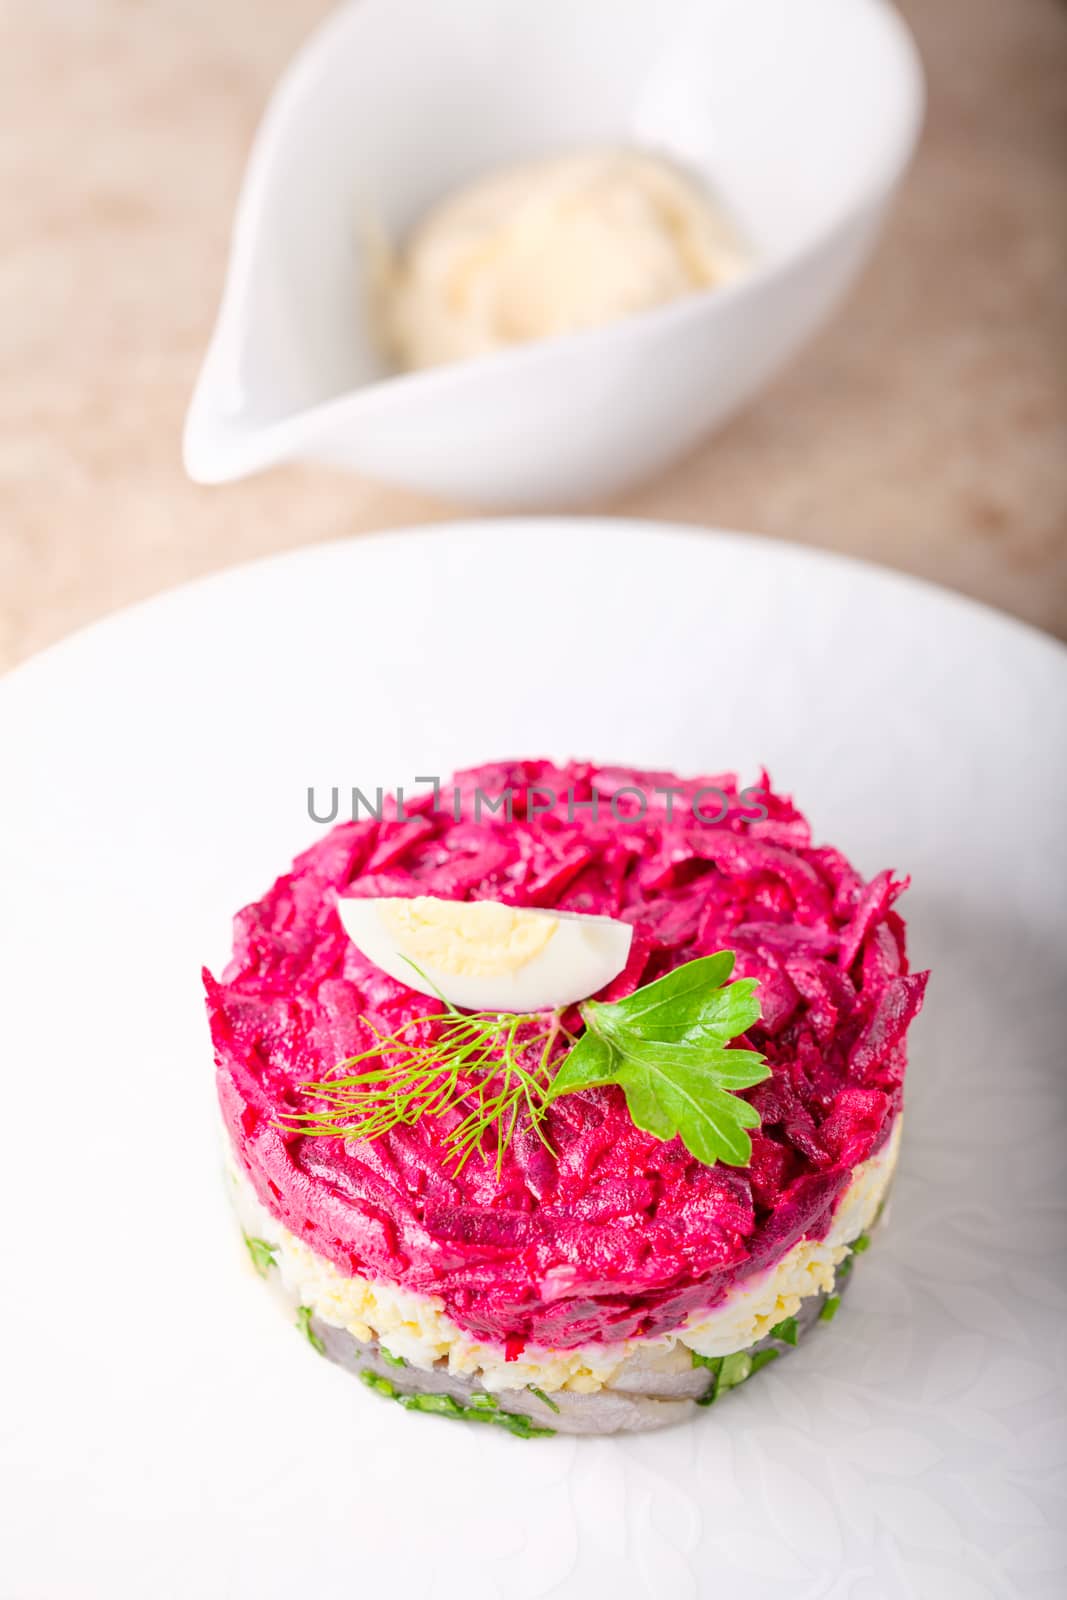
336;894;633;1012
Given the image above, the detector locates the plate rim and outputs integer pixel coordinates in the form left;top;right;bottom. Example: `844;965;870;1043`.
4;517;1065;705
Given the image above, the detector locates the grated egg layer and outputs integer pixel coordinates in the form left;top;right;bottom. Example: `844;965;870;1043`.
228;1117;900;1394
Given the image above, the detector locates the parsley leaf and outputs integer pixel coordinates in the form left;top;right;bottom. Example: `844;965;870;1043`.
599;950;744;1039
546;952;770;1167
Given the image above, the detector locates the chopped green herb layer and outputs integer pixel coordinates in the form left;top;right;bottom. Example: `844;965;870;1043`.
379;1347;406;1368
820;1294;841;1322
691;1343;780;1406
358;1370;554;1438
296;1305;325;1355
361;1371;400;1399
466;1391;499;1412
527;1384;561;1414
243;1232;278;1278
718;1351;751;1389
769;1316;799;1346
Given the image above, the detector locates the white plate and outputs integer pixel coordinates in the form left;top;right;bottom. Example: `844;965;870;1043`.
1;520;1065;1600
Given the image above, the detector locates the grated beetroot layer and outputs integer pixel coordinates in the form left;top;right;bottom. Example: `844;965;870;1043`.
207;761;927;1352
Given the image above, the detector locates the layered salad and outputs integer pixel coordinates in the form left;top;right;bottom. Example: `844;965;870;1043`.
207;761;927;1436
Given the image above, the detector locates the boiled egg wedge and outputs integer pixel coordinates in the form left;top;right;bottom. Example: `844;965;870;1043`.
336;894;633;1012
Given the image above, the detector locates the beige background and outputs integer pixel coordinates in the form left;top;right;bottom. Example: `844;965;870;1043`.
2;0;1065;673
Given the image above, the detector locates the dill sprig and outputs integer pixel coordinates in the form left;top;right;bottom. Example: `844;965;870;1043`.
278;1005;575;1175
277;951;767;1173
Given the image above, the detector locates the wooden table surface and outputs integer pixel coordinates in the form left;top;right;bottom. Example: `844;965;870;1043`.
2;0;1065;673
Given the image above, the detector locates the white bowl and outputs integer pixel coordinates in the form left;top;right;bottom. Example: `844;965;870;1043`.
184;0;923;507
